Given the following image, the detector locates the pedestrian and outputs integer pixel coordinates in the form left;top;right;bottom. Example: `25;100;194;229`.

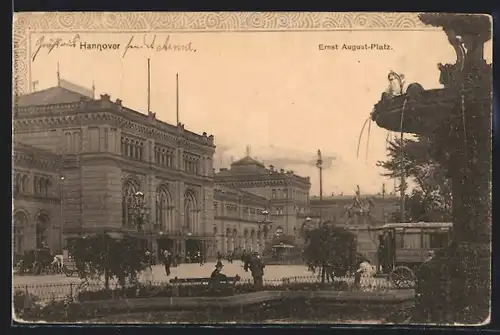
377;235;386;273
209;261;226;293
143;250;154;285
249;254;265;288
163;249;172;276
198;251;203;266
324;261;335;283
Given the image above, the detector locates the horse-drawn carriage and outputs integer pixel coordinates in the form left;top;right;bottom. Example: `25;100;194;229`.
16;248;57;275
372;222;453;288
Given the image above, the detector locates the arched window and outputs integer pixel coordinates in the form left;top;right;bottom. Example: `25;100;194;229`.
69;133;76;152
167;150;173;167
13;211;28;255
44;178;50;196
73;132;81;152
125;139;130;157
130;141;135;159
272;189;276;199
156;186;172;231
161;149;166;166
38;178;44;196
65;132;71;153
184;189;197;234
36;213;50;249
121;138;126;155
22;175;28;193
33;176;39;194
15;173;21;194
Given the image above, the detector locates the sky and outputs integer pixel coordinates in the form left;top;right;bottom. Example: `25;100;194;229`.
27;28;492;196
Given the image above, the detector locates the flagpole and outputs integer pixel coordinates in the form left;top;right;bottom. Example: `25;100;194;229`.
176;73;179;125
147;59;151;113
57;62;61;86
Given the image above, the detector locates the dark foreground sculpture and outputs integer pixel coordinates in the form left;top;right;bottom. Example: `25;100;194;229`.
371;14;491;324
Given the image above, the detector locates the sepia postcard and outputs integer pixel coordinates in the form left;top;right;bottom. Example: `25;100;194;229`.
12;12;492;325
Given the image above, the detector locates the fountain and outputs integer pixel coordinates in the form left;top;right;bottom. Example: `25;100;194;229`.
371;14;491;324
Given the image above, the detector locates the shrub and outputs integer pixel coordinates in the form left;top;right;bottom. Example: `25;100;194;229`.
69;234;145;289
13;289;39;314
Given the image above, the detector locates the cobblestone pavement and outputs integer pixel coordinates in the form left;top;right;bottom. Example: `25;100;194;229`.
13;261;394;302
13;261;313;286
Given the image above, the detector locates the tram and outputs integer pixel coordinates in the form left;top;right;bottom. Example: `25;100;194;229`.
372;222;453;288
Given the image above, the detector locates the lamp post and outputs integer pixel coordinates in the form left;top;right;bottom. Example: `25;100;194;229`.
316;150;323;223
59;175;65;252
212;223;218;257
131;191;151;250
257;208;272;253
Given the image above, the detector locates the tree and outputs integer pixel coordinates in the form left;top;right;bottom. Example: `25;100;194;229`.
377;135;452;222
302;222;358;283
69;234;145;289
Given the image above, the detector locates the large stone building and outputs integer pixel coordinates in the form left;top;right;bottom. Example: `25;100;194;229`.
13;142;64;255
13;83;216;260
12;82;315;261
214;157;312;240
212;185;269;255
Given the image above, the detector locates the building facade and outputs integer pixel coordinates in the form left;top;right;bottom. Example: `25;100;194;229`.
13;84;216;260
215;157;312;240
12;142;63;256
213;185;269;255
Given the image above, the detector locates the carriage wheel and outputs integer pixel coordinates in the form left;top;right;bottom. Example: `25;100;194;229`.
389;266;415;289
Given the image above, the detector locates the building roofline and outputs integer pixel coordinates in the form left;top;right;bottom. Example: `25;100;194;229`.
14;90;215;149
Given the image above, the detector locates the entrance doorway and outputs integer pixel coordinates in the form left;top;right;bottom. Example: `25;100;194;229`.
185;239;202;262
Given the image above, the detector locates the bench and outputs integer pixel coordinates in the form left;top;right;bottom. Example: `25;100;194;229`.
170;276;239;285
169;275;241;296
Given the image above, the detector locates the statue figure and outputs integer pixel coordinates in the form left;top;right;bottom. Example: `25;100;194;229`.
387;71;405;96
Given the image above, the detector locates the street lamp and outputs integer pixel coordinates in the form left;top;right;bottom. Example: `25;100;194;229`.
257;208;272;252
132;191;147;231
59;175;65;252
131;190;151;250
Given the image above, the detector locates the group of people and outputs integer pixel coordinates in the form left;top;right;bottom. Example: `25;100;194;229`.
16;249;64;275
134;248;267;289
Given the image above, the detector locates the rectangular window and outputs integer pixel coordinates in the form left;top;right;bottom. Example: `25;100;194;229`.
425;232;449;249
403;233;421;249
395;232;404;248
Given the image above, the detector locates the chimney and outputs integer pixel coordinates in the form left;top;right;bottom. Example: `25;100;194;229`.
269;165;275;172
280;168;285;173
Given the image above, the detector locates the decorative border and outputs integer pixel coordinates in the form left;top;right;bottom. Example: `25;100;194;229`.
12;12;429;96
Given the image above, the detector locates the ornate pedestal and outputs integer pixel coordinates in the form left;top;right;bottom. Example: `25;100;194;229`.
371;14;491;324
